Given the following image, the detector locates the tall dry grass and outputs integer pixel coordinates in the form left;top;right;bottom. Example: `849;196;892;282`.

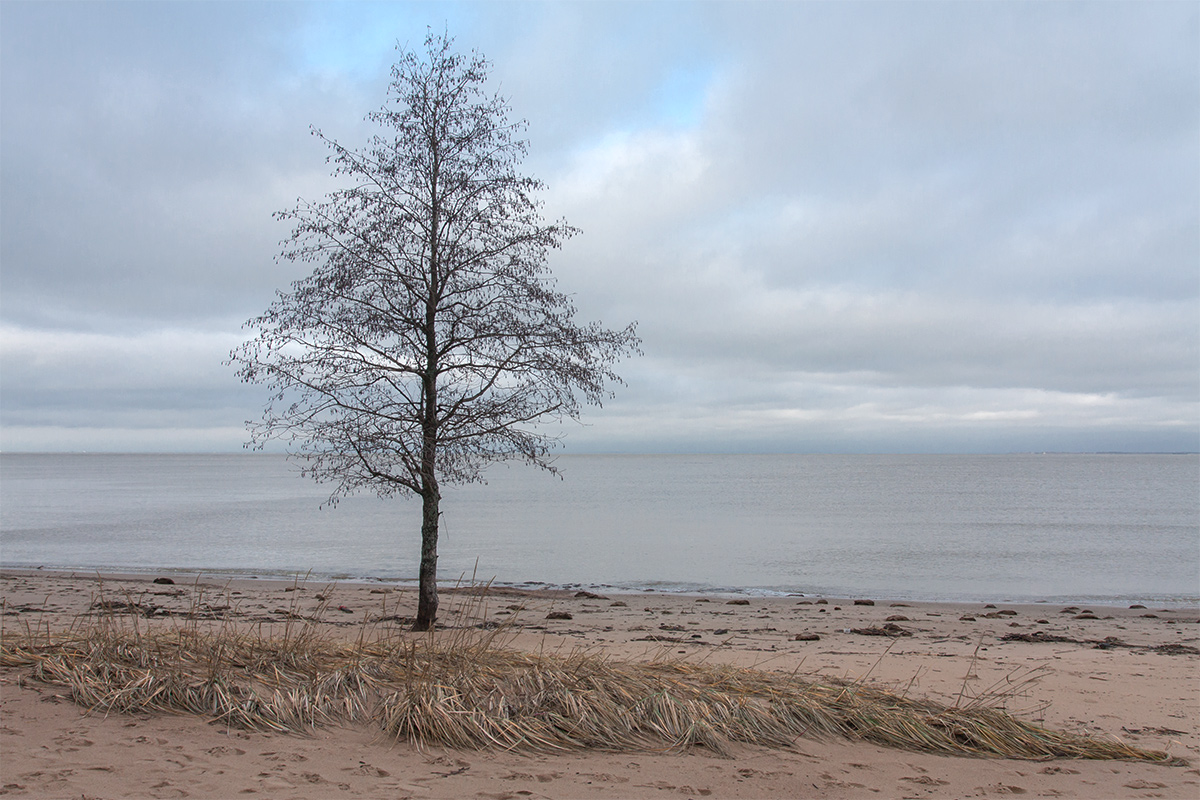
0;582;1184;763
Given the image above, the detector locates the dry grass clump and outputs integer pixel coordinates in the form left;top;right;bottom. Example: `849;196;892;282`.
0;587;1183;764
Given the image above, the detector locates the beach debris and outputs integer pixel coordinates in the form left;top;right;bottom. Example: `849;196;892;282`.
1129;604;1147;609
1093;636;1127;649
272;609;306;620
545;611;573;620
1141;613;1159;618
815;599;828;605
889;603;910;607
726;599;750;606
959;615;976;621
90;600;163;618
609;601;627;607
793;633;820;641
1074;612;1099;620
695;598;711;603
2;604;53;615
1000;631;1077;644
885;615;910;622
152;577;175;585
633;634;694;645
337;606;354;614
983;604;996;609
574;591;607;600
1123;725;1189;737
851;623;912;637
999;632;1199;655
183;604;233;620
853;599;875;606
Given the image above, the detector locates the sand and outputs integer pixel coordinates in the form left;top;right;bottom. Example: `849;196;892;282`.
1;569;1197;799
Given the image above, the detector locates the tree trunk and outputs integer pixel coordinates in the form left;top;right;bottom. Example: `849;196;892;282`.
414;485;440;631
416;130;442;634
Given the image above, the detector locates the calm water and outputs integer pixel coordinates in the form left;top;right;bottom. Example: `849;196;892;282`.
1;453;1196;604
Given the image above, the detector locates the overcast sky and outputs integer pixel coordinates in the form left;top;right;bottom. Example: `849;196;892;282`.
2;1;1197;454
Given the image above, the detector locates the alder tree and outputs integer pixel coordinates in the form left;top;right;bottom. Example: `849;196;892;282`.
231;33;640;630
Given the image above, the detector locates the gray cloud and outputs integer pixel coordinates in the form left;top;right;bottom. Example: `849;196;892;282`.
1;1;1195;453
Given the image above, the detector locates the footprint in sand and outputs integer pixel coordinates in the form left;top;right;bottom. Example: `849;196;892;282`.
1039;766;1080;775
52;734;94;751
736;768;787;780
575;773;630;785
423;756;469;777
22;769;74;787
148;780;189;799
354;761;391;778
499;772;536;781
257;776;297;792
205;746;246;757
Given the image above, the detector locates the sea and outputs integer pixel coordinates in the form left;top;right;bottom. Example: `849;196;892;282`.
1;453;1196;606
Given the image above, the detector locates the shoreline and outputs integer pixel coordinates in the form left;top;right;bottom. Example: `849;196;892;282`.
3;566;1196;610
2;569;1198;798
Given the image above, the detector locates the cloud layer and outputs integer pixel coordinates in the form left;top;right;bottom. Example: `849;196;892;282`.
2;2;1196;453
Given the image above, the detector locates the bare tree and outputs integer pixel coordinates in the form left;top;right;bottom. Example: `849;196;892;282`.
230;32;640;631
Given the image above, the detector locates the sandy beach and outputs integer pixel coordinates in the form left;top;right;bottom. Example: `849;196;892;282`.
1;569;1197;799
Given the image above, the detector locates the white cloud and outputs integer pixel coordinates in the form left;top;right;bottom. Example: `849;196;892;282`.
0;325;242;390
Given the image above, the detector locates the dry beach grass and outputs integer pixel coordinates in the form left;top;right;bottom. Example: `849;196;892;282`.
0;584;1181;764
1;571;1197;798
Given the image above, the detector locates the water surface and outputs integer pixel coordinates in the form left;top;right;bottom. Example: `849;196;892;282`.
2;453;1196;604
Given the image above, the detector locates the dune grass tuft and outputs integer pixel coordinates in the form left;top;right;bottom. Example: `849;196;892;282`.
0;585;1184;764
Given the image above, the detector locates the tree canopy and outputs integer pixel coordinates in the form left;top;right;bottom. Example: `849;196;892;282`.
230;32;640;629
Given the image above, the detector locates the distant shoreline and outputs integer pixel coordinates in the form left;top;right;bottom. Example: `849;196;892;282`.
2;566;1196;610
